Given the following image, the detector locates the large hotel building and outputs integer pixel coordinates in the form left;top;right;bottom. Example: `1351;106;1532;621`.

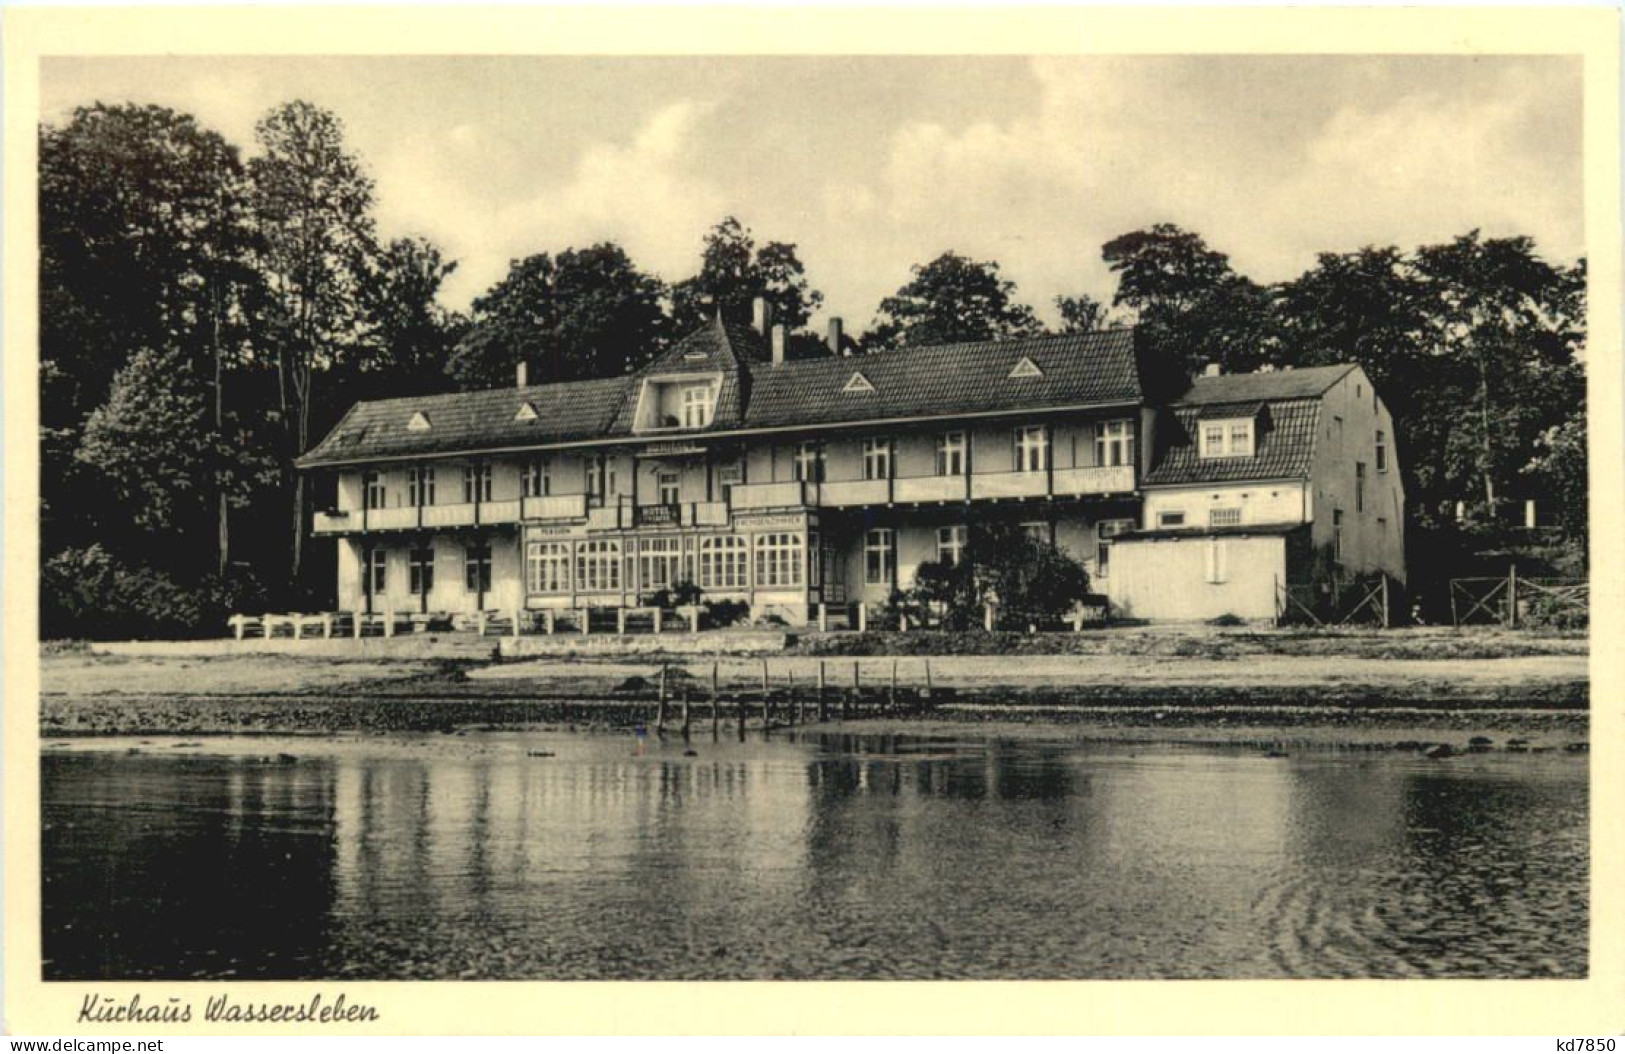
298;303;1405;624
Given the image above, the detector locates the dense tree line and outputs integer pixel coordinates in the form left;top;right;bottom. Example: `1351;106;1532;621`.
39;100;1586;636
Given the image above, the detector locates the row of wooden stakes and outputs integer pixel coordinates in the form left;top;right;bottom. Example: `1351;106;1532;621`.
645;659;940;735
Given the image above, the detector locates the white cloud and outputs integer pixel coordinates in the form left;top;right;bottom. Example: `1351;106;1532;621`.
374;100;726;310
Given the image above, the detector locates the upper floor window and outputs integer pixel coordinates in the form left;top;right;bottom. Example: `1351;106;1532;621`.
862;438;892;481
522;459;550;499
462;462;492;504
717;462;743;505
936;432;966;476
407;466;435;507
1375;430;1388;473
680;384;715;429
1095;420;1136;468
586;455;616;502
1355;462;1366;512
363;470;386;510
1014;425;1050;472
657;470;681;506
793;441;825;483
1199;419;1254;459
1157;511;1186;528
1210;507;1242;528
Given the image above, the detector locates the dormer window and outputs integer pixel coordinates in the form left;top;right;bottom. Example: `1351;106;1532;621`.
635;375;721;432
1199;418;1254;459
681;384;715;428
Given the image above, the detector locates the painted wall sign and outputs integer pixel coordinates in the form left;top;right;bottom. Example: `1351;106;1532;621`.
733;512;807;530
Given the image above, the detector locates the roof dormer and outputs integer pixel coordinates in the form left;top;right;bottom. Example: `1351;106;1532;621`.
843;371;875;394
407;411;432;432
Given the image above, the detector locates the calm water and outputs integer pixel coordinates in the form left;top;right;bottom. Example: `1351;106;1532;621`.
42;732;1587;980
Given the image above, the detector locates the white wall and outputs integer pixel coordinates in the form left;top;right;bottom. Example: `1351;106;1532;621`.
1308;368;1407;583
1108;534;1286;621
1142;482;1308;530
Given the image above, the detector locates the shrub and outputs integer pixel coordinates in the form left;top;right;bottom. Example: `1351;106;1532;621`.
886;524;1093;630
644;580;704;610
1208;612;1245;627
1522;591;1588;630
705;599;751;629
41;545;269;640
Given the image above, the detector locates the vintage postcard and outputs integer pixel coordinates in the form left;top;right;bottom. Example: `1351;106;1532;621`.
4;4;1621;1037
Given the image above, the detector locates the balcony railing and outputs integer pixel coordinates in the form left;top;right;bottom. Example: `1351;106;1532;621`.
893;475;966;503
313;510;354;534
523;494;588;521
1052;464;1136;496
730;480;816;511
819;478;891;507
970;471;1049;500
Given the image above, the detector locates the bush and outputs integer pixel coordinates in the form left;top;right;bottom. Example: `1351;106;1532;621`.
644;580;703;610
1522;592;1588;630
41;545;269;640
887;524;1094;630
705;599;751;629
1208;612;1245;627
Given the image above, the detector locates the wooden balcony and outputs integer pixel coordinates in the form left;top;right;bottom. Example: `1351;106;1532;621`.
523;494;588;521
819;478;891;507
1052;464;1136;496
313;510;356;534
730;480;816;511
893;475;966;504
970;471;1049;500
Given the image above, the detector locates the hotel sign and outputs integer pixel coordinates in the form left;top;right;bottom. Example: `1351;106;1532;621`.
640;441;706;457
733;512;808;530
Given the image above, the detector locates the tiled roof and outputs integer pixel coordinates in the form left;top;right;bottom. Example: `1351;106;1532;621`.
299;326;1143;467
1177;365;1353;405
743;329;1142;429
297;375;631;467
1142;399;1322;486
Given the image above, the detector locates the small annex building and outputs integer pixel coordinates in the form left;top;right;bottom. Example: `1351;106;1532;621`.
1106;364;1406;622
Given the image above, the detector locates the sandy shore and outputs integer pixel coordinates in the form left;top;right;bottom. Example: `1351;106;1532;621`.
38;641;1587;749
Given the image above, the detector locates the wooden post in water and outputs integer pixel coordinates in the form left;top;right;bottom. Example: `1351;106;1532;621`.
786;669;798;725
850;662;860;718
760;659;771;728
817;661;828;721
681;685;691;738
656;663;668;732
924;657;933;701
711;661;721;738
889;659;898;713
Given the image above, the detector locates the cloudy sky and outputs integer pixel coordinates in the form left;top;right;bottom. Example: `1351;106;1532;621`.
43;54;1583;331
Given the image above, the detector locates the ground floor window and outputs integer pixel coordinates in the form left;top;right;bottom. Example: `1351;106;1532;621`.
1095;519;1134;576
700;535;748;589
409;547;434;596
464;544;492;593
527;541;571;594
936;525;967;566
756;532;804;588
640;537;683;591
365;548;387;594
577;539;622;592
864;528;894;586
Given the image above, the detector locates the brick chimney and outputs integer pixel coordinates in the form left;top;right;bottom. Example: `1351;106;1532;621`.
771;323;787;367
753;296;773;336
516;361;528;388
827;317;844;357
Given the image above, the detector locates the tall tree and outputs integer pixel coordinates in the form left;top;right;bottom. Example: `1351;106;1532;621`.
447;243;668;390
669;216;823;334
39;103;259;573
75;347;275;570
865;251;1041;351
249;100;377;579
1101;223;1276;377
351;235;465;397
1053;292;1108;334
